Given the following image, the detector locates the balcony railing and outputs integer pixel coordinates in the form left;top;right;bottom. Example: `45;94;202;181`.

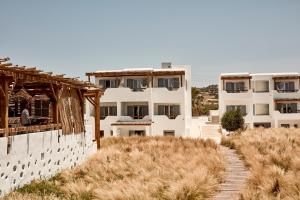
0;123;62;137
275;89;299;93
126;115;147;119
277;110;300;114
225;88;248;93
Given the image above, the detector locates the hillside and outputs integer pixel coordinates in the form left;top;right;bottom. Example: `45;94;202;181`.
192;85;218;116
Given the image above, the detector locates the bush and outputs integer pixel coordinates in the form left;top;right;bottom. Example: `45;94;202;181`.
221;109;244;132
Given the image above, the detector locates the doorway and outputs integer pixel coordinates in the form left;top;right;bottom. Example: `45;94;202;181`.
129;130;145;136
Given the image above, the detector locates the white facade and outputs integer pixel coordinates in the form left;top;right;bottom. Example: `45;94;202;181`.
0;123;96;196
89;63;192;137
219;72;300;128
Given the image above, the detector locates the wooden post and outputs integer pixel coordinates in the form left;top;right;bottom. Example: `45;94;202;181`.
0;78;9;136
94;91;100;149
249;78;251;90
51;85;60;124
151;75;154;88
180;75;183;87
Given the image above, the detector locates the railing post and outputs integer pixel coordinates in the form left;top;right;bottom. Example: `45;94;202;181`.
94;91;100;149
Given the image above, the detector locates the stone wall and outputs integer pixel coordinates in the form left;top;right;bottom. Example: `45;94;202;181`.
0;124;96;196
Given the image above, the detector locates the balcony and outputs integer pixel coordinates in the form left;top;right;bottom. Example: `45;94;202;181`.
225;88;248;93
101;87;151;102
221;90;252;100
273;90;300;99
119;115;151;122
152;87;184;103
273;111;300;120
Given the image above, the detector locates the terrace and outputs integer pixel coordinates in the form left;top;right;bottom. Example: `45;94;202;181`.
0;57;102;149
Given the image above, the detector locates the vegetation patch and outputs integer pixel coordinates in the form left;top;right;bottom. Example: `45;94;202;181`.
4;137;225;200
221;128;300;200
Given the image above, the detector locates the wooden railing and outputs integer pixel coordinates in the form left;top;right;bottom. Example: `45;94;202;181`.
0;123;62;137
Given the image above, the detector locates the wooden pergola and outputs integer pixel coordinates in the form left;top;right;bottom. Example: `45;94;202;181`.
0;58;103;149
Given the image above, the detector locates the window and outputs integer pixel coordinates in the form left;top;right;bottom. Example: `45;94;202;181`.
276;103;298;113
226;105;246;116
129;130;145;136
281;124;290;128
34;100;50;117
254;104;269;115
225;82;246;93
253;123;271;128
275;81;295;92
100;130;104;138
158;78;180;90
157;105;180;119
254;81;269;92
100;106;117;119
127;105;148;119
99;79;118;89
164;130;175;136
127;79;148;91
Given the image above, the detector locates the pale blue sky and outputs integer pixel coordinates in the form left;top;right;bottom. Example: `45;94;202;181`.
1;0;300;86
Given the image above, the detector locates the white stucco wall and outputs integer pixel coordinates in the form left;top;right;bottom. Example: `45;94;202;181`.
96;64;192;137
0;125;96;196
219;73;300;128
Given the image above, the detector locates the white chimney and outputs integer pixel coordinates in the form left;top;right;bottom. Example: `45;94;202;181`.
161;62;172;69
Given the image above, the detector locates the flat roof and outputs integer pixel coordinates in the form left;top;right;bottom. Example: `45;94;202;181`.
221;72;299;77
86;68;186;77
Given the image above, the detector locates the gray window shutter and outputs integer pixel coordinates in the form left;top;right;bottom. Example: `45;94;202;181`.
127;79;134;89
240;106;246;116
226;106;233;112
291;103;297;112
142;79;148;88
226;82;233;91
99;80;105;89
174;105;180;115
158;105;164;115
288;82;295;91
238;82;245;91
173;78;180;88
158;78;164;87
276;103;282;111
100;106;106;119
275;82;284;90
140;106;148;116
127;106;134;116
110;106;117;116
111;80;116;88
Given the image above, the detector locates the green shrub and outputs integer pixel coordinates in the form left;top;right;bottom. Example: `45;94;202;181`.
221;109;244;132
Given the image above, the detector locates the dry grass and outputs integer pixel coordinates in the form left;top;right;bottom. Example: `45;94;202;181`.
221;128;300;200
4;137;225;200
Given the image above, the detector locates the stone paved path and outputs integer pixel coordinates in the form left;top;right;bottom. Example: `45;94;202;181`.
212;146;250;200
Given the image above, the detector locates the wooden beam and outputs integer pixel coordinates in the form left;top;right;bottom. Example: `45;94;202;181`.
86;96;95;107
94;91;100;149
50;83;57;101
0;78;9;137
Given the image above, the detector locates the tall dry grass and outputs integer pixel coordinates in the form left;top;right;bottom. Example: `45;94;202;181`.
5;137;225;200
221;128;300;200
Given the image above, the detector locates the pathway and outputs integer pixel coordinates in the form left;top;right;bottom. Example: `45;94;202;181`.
212;146;250;200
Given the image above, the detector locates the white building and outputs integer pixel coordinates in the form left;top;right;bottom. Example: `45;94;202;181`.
219;72;300;128
86;62;192;137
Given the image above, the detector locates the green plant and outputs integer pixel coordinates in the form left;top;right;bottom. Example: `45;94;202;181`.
221;109;244;132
